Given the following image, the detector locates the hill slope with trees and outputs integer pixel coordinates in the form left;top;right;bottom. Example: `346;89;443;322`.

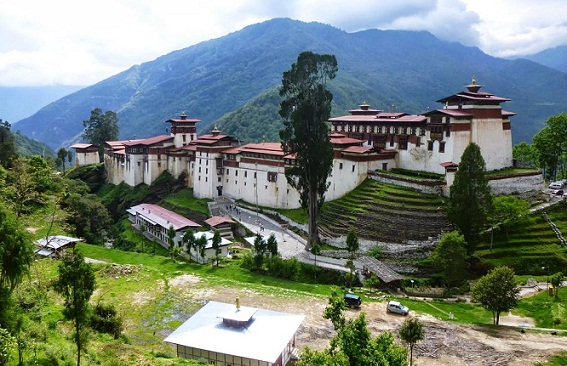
12;18;567;149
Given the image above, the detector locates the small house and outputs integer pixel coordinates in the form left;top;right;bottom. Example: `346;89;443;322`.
35;235;81;257
205;216;235;239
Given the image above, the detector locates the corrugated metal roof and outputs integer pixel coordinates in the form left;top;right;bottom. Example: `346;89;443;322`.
129;204;200;230
163;301;304;363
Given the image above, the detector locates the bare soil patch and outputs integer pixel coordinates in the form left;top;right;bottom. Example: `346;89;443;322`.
166;276;567;365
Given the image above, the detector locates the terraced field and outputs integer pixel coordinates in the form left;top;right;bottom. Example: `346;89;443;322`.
318;179;451;243
476;201;567;274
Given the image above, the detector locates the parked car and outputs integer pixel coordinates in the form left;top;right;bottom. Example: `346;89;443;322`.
386;300;409;315
552;189;564;196
549;182;564;189
344;293;362;308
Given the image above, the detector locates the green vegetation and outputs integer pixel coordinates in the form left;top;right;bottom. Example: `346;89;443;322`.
475;201;567;274
516;291;567;329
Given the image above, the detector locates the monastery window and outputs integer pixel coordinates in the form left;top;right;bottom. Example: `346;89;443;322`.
427;141;434;151
446;128;451;137
235;180;237;184
265;185;268;189
430;115;442;124
199;159;201;164
339;162;343;169
226;169;229;175
244;171;247;178
254;172;257;179
439;141;446;153
352;165;355;172
218;177;221;182
445;116;450;123
402;127;408;134
198;176;201;181
206;160;208;166
206;177;208;182
198;167;201;173
267;172;277;182
182;135;186;142
390;135;395;147
235;170;238;177
374;135;386;149
244;182;246;186
137;161;140;166
411;127;416;135
416;136;421;147
158;162;161;167
394;127;399;134
419;128;426;136
206;168;208;174
398;136;408;150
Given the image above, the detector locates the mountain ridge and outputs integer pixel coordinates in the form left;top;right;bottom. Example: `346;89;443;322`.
12;18;567;149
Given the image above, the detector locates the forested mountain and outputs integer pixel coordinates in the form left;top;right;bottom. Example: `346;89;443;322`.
523;45;567;73
12;18;567;149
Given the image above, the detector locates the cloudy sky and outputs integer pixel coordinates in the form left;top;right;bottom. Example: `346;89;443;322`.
1;0;566;87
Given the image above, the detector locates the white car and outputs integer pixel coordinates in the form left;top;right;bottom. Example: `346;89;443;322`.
386;300;409;315
549;182;563;189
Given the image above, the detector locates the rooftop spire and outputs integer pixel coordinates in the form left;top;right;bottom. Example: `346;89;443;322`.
465;77;482;93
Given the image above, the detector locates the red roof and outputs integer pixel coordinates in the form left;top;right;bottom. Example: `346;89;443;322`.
124;135;173;147
440;161;459;168
342;146;374;154
205;216;235;227
70;143;95;149
424;109;473;117
128;204;200;230
167;118;200;124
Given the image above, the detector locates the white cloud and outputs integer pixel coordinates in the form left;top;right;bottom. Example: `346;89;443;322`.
0;0;566;86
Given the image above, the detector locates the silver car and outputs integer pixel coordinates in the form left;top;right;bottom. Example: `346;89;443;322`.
386;300;409;315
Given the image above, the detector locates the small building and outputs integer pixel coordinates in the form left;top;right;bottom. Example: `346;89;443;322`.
190;231;232;263
69;143;99;167
127;203;200;248
204;216;235;239
35;235;81;257
164;300;304;366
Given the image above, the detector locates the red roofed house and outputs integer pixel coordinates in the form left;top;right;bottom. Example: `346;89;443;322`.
70;143;100;167
204;216;235;239
127;203;201;249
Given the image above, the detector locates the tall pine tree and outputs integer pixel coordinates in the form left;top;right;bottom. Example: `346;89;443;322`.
279;51;337;250
447;142;493;254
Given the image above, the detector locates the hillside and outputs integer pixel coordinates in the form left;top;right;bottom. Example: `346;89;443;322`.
523;45;567;73
12;18;567;149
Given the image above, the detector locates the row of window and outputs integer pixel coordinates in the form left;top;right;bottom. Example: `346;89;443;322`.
335;124;427;136
177;345;270;366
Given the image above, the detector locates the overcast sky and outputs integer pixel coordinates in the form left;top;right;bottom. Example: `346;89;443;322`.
1;0;566;87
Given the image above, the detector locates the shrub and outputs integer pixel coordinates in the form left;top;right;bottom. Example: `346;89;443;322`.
90;303;123;339
239;252;254;270
265;256;300;281
367;244;383;259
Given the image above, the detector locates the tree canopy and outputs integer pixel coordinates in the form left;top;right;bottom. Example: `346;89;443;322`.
0;121;16;169
279;51;337;250
82;108;119;163
429;231;467;287
447;142;493;253
471;266;519;325
53;251;96;366
398;317;425;366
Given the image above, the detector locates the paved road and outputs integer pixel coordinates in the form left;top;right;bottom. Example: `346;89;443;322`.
217;199;350;272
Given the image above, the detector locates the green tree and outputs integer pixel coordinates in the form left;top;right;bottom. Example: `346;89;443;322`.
346;228;359;286
61;191;112;244
0;121;16;169
447;142;493;253
166;225;179;261
4;156;53;217
550;272;563;298
53;251;96;366
196;235;207;262
429;231;467;287
279;51;337;250
82;108;119;163
266;233;278;256
532;113;567;180
310;291;408;366
211;230;222;267
0;203;34;294
398;317;425;366
471;266;519;325
512;142;538;168
57;147;70;172
253;234;268;270
182;229;196;263
491;195;529;241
